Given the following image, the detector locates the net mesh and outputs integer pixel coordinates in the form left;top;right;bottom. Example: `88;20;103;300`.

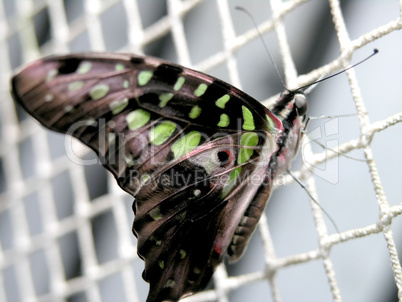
1;0;402;301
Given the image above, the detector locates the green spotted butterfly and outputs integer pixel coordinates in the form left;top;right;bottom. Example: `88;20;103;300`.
11;53;308;301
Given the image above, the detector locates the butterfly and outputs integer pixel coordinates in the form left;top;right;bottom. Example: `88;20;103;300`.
11;53;308;301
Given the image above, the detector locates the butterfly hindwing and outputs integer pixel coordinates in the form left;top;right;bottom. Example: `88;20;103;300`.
135;131;276;300
11;53;283;301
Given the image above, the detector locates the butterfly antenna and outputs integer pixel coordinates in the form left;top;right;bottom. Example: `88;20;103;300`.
236;6;289;90
297;49;379;92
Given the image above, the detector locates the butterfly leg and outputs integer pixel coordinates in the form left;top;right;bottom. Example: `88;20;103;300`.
287;169;339;233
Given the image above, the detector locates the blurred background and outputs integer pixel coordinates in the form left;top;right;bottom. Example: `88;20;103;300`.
1;0;402;301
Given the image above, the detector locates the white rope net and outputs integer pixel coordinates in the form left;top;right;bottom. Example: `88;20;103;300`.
1;0;402;301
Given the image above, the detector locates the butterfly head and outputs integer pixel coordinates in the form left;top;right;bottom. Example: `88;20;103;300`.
272;90;308;126
266;89;308;177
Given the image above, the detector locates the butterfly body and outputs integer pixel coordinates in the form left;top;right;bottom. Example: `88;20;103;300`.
11;53;307;301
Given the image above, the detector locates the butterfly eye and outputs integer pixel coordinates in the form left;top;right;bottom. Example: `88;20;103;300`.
294;94;308;116
217;150;234;168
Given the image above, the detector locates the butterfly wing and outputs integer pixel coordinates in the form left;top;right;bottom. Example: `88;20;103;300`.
135;133;276;301
11;53;283;301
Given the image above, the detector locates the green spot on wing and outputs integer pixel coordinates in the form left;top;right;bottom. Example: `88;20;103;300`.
217;113;230;127
158;260;165;269
242;106;255;130
115;63;124;71
189;105;202;119
46;69;58;82
109;98;128;114
89;84;110;100
240;132;259;146
83;118;96;126
150;236;162;246
215;94;230;109
266;114;276;131
173;76;185;91
68;81;84;91
171;131;201;159
149;208;162;220
229;167;242;181
126;109;151;130
141;173;150;183
238;147;254;164
108;133;116;144
158;93;174;108
138;70;153;86
222;167;242;197
44;94;53;102
123;80;129;88
77;62;92;74
238;132;259;164
175;212;187;224
149;121;177;145
194;83;208;97
164;279;175;288
180;250;187;259
124;154;134;167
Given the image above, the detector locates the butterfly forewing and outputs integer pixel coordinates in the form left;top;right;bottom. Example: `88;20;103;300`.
11;53;284;301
